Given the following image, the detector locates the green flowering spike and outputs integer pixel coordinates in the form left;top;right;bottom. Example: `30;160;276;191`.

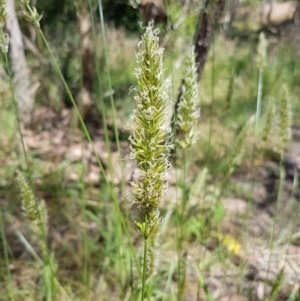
17;171;38;221
261;101;275;149
0;0;6;27
257;32;267;71
17;171;48;253
127;22;173;241
275;86;291;154
0;32;9;53
177;46;200;148
21;2;42;28
0;0;9;53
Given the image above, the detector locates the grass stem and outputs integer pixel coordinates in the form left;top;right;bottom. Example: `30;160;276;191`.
255;70;263;132
141;224;148;301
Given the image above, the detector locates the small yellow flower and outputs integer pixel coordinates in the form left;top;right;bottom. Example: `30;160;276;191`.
220;234;242;255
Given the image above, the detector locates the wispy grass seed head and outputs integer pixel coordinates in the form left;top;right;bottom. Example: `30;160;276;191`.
0;0;8;53
275;86;291;154
17;171;48;253
257;32;267;71
177;46;200;148
0;0;6;26
260;100;276;151
21;0;42;28
127;21;173;239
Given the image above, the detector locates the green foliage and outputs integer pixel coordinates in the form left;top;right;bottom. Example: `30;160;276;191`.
36;0;77;27
102;0;141;32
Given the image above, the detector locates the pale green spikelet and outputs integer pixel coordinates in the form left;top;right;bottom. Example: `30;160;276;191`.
127;21;173;241
257;32;267;71
0;0;6;27
275;86;291;154
17;171;48;253
177;46;200;148
17;171;38;221
227;117;254;176
261;101;275;149
0;0;9;53
21;0;42;28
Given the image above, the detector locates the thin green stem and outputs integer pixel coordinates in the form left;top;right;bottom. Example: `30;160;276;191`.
13;227;72;301
80;143;89;300
141;232;148;301
86;2;128;284
97;0;124;190
207;35;215;167
76;24;90;298
255;69;263;132
1;42;29;170
37;28;117;218
0;211;15;301
96;1;130;285
265;152;285;281
177;148;187;301
87;0;114;177
36;25;141;277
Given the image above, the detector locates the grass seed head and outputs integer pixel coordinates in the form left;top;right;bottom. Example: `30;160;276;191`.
0;0;6;26
128;21;173;234
17;171;48;253
177;46;200;148
275;86;291;153
257;32;267;71
262;102;275;144
0;0;8;53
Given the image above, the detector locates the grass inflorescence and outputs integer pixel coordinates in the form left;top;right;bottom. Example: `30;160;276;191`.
127;22;174;289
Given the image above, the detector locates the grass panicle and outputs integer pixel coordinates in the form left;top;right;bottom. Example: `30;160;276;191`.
257;32;267;72
0;0;6;26
21;0;42;28
17;171;48;254
0;0;8;53
127;22;173;294
175;46;200;300
275;86;291;154
127;21;173;238
261;101;275;146
177;46;200;148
